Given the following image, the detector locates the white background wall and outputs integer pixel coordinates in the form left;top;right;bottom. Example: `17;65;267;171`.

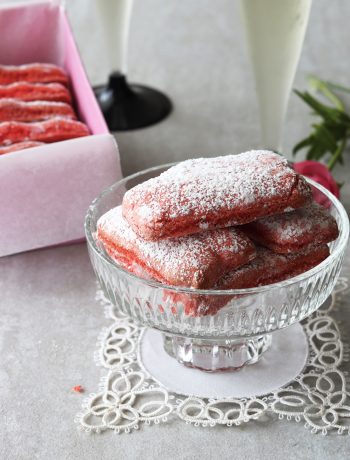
66;0;350;183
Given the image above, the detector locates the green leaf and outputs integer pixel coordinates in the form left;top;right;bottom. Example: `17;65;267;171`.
325;81;350;95
327;137;347;171
302;92;340;122
307;75;344;111
305;143;323;161
292;136;312;155
293;77;350;172
312;124;338;152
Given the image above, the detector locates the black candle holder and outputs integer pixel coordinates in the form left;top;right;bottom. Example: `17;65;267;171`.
94;72;172;131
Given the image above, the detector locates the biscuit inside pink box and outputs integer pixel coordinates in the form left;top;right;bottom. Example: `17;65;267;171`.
0;1;122;257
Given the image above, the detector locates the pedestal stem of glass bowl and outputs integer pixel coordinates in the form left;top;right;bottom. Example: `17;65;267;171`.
163;334;272;372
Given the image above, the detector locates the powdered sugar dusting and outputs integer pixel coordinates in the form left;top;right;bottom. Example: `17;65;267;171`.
217;244;330;289
122;150;312;239
0;98;70;108
199;222;209;230
137;204;154;221
97;206;255;289
245;202;339;247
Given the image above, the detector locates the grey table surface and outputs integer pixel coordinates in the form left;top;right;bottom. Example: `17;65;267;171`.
1;242;350;460
2;0;350;459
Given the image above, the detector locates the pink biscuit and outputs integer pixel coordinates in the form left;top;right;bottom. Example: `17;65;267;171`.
175;244;331;316
122;151;312;241
0;99;76;122
0;82;72;104
0;63;68;85
105;244;330;317
216;245;330;289
0;141;44;155
0;118;89;145
96;206;256;289
243;202;339;254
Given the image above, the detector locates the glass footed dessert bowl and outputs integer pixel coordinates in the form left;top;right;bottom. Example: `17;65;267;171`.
85;164;349;372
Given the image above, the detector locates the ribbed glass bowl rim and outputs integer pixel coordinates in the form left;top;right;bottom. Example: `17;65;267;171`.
85;162;349;296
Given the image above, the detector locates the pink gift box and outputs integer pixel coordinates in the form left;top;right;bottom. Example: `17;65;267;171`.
0;1;122;257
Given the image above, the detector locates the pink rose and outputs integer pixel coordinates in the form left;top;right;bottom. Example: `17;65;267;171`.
293;160;340;207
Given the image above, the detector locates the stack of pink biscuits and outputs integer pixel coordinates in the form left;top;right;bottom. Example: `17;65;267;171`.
96;150;339;316
0;63;90;154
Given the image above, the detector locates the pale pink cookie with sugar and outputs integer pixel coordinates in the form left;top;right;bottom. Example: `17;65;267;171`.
122;150;312;241
243;202;339;254
0;141;44;155
0;99;76;123
0;63;68;85
96;206;256;290
216;245;330;290
0;118;89;145
176;244;330;316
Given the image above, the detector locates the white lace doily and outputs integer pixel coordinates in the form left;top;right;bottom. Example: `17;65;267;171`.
76;276;350;436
